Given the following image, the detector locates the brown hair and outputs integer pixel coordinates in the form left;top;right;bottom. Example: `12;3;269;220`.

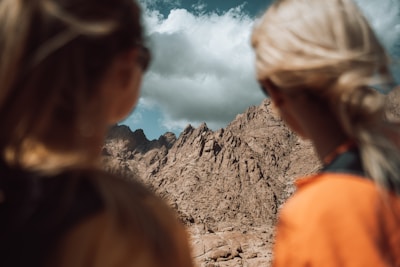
0;0;144;170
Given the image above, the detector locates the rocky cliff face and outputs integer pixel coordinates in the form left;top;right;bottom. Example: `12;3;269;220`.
102;99;321;266
103;99;320;228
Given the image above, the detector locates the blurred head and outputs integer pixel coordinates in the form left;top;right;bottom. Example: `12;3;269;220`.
0;0;149;168
252;0;391;88
252;0;400;193
252;0;393;135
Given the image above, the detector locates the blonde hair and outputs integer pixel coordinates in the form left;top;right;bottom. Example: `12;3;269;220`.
0;0;143;170
252;0;400;194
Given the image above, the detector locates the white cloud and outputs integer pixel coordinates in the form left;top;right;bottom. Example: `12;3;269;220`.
138;5;262;132
192;1;207;14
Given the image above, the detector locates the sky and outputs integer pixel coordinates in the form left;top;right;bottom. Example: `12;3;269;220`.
120;0;400;140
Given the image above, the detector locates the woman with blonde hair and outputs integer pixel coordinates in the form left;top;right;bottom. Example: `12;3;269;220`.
0;0;194;266
252;0;400;266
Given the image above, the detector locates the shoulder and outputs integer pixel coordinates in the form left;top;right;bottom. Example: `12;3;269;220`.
273;174;398;266
53;169;194;267
82;169;178;225
59;168;181;235
51;210;192;267
57;168;156;210
280;173;381;226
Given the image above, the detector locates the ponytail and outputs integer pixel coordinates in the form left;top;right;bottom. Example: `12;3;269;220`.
331;76;400;194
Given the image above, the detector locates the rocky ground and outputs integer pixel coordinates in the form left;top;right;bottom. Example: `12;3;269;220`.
189;225;274;267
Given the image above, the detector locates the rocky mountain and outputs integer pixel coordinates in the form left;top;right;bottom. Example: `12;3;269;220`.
102;99;321;266
103;99;320;227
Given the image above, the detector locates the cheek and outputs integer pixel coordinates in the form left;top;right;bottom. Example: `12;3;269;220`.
281;110;308;138
271;97;308;139
107;68;143;124
120;70;143;117
124;73;143;124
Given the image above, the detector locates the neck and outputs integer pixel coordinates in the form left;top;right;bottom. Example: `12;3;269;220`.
309;124;349;163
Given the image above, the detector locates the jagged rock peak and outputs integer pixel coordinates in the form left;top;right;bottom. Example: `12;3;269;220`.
105;125;176;154
132;129;148;143
182;124;195;135
105;125;148;153
106;124;134;140
198;122;209;131
157;132;177;149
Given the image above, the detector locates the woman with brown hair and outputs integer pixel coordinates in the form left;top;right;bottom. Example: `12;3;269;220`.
0;0;193;266
252;0;400;266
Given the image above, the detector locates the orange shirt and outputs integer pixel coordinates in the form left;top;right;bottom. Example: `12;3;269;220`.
273;173;400;267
